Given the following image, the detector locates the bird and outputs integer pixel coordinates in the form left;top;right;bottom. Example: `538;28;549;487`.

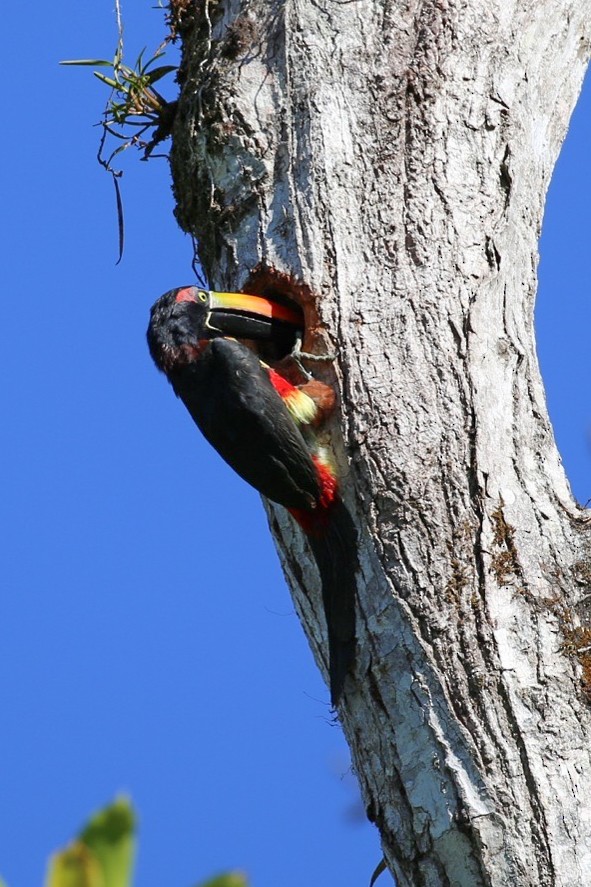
147;285;358;705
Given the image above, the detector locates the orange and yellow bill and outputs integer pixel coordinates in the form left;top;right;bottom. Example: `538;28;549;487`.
209;291;303;326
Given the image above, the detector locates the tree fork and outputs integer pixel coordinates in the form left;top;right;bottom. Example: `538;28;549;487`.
169;0;591;883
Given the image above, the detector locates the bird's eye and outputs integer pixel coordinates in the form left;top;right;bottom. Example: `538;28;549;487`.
198;290;208;303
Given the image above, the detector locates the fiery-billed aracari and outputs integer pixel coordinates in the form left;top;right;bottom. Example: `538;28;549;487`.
147;285;357;705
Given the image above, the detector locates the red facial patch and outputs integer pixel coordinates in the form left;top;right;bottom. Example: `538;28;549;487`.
175;287;197;304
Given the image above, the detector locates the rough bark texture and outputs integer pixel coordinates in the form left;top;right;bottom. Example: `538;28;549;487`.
169;0;591;883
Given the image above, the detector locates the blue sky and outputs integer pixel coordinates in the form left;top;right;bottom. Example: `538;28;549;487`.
1;3;589;886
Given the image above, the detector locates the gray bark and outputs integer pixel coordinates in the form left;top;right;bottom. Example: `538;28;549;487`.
169;0;591;883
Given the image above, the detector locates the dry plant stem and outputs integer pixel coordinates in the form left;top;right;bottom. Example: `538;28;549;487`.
170;0;591;883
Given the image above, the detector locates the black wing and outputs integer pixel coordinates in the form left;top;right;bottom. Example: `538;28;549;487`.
173;338;320;511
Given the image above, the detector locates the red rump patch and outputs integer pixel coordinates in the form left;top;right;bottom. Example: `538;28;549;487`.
267;366;338;533
267;368;299;399
313;455;338;509
289;455;338;534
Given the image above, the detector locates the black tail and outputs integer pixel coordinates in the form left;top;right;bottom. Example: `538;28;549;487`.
307;497;358;706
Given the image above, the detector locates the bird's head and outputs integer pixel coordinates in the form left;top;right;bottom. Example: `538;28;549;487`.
147;286;303;374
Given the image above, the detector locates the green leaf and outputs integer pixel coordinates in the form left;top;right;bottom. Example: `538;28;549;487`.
118;70;138;86
113;173;125;266
60;59;112;67
142;51;166;71
145;66;177;85
102;123;131;140
198;874;249;887
0;876;9;887
78;796;135;887
45;842;104;887
134;48;146;73
93;72;120;89
369;857;388;887
111;107;132;125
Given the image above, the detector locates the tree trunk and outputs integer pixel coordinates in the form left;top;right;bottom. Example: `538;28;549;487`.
169;0;591;882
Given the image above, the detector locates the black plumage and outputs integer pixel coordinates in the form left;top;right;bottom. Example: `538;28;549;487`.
147;286;357;705
170;337;322;512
